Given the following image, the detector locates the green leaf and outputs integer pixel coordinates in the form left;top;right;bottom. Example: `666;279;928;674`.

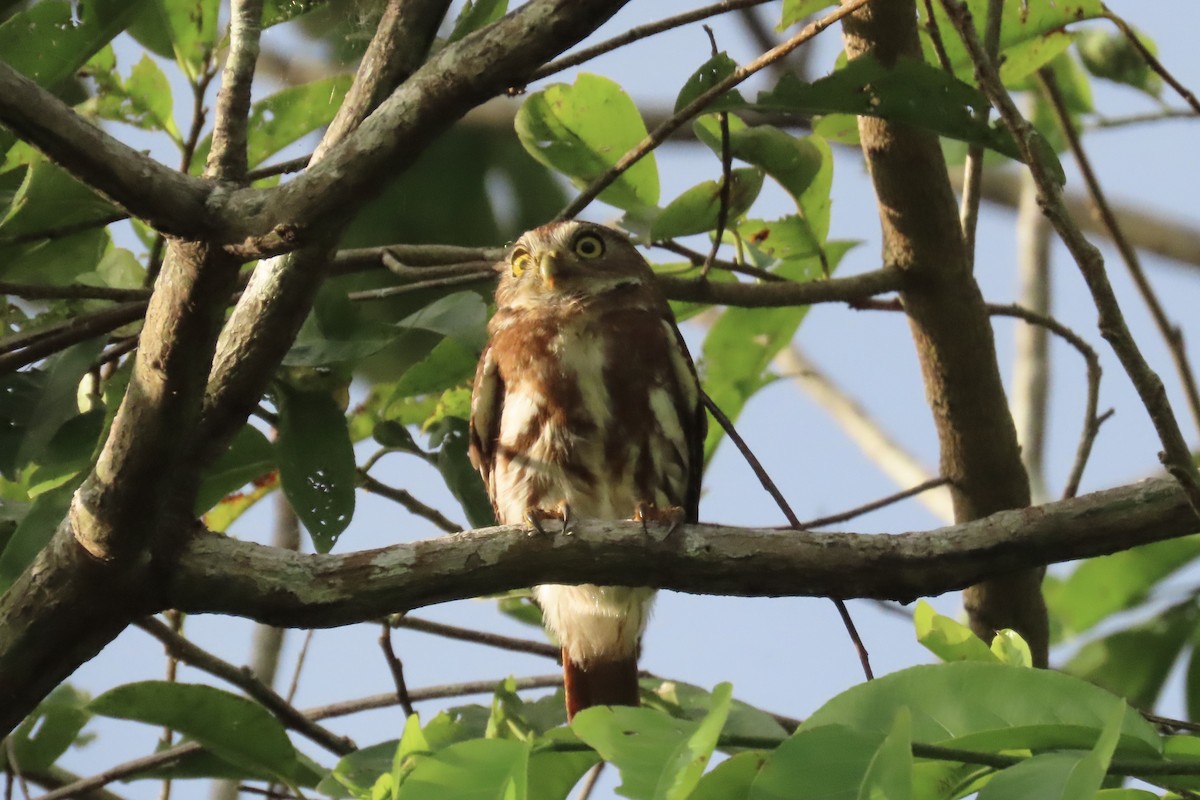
675;52;746;113
859;709;912;800
664;682;734;799
529;727;600;800
388;338;478;401
495;592;544;628
447;0;507;43
26;408;104;496
0;0;147;88
572;705;707;800
274;383;356;552
750;724;883;800
1064;601;1197;710
0;479;75;593
429;416;494;529
650;169;764;241
8;685;91;772
916;0;1105;83
0;157;117;243
515;73;659;213
991;630;1034;668
754;56;1027;164
397;292;489;352
91;682;298;780
802;662;1162;758
1045;537;1200;638
645;679;788;751
194;425;276;514
123;54;180;138
690;751;768;800
320;739;399;798
1076;26;1163;97
976;704;1123;800
914;599;1000;663
395;738;529;800
193;76;354;173
14;339;105;471
778;0;836;30
140;0;219;81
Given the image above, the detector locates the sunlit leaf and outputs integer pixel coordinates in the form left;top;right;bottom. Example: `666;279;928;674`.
914;599;999;663
750;724;883;800
395;738;529;800
859;709;913;800
447;0;507;43
675;52;745;113
0;0;147;88
778;0;836;30
650;169;764;241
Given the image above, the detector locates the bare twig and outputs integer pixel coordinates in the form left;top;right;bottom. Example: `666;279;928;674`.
0;282;149;302
530;0;778;82
0;214;128;246
920;0;954;72
0;301;146;376
133;618;355;756
559;0;872;219
700;392;874;681
378;623;416;718
1039;68;1200;440
940;0;1200;516
799;477;951;529
389;614;560;659
655;240;784;282
1103;10;1200;114
576;763;606;800
359;473;462;533
304;675;565;722
284;629;314;705
1088;108;1200;130
956;0;1003;268
701;25;734;278
245;155;311;182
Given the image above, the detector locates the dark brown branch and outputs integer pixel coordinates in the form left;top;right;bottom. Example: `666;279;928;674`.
1103;10;1200;115
657;268;902;307
134;618;355;756
389;614;560;659
0;302;148;376
0;64;218;239
941;0;1200;516
956;0;1002;268
167;477;1197;628
0;282;150;302
359;473;462;533
799;477;951;529
378;623;416;718
0;214;129;246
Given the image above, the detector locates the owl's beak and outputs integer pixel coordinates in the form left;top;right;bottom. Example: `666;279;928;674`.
538;250;562;289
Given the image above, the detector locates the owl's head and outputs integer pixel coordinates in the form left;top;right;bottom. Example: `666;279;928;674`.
496;221;654;307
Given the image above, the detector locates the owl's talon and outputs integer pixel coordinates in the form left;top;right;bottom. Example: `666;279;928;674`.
526;509;550;536
526;505;573;536
561;503;575;536
634;503;685;537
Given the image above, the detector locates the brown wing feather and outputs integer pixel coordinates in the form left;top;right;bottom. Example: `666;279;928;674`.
663;314;706;524
468;343;504;515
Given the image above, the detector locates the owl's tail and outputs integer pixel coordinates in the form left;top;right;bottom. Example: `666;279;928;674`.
562;650;640;720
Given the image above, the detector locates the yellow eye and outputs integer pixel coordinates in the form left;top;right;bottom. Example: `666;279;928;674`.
572;233;605;259
511;248;532;276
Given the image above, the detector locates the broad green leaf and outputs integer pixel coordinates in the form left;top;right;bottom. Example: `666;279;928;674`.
0;157;117;242
388;339;478;402
137;747;324;786
646;679;788;750
779;0;836;30
320;739;399;798
662;682;734;799
675;52;746;113
0;0;147;88
1094;792;1160;800
393;713;430;791
802;662;1162;758
701;241;852;461
750;724;883;800
916;0;1105;83
1064;601;1196;710
1077;26;1163;97
285;284;400;368
515;73;659;214
754;56;1027;164
395;738;529;800
25;408;104;496
7;685;91;772
572;705;705;800
140;0;219;81
691;751;768;800
429;416;493;529
193;76;354;172
991;630;1034;668
1045;537;1200;638
397;292;489;352
123;54;180;139
529;727;600;800
91;681;298;779
274;383;356;552
194;425;276;514
14;339;105;471
976;704;1123;800
447;0;507;43
0;226;109;285
859;709;912;800
650;169;764;241
914;599;999;663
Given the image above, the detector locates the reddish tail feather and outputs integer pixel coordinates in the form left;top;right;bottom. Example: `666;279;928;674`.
562;649;640;721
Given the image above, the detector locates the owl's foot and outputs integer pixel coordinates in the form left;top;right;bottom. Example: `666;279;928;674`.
526;503;574;536
633;502;685;537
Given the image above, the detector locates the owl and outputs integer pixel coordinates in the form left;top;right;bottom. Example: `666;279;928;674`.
469;220;705;720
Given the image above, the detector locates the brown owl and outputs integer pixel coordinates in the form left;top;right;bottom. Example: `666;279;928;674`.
469;220;705;719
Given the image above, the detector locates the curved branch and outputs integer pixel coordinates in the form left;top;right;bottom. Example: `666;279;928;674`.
167;477;1195;629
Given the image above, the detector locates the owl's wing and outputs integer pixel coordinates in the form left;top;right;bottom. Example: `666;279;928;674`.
468;343;504;506
662;316;706;524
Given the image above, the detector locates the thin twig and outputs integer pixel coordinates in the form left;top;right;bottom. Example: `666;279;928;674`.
1103;10;1200;114
284;629;314;704
701;25;734;279
655;240;783;282
1088;108;1200;130
304;675;565;721
0;214;128;246
389;614;560;659
359;473;462;533
157;610;183;800
529;0;779;83
799;477;951;529
956;0;1003;268
245;155;311;182
920;0;955;72
133;618;355;756
0;302;146;375
378;623;416;718
1039;68;1200;440
940;0;1200;516
701;392;873;681
346;272;492;301
0;282;149;302
576;763;605;800
558;0;872;220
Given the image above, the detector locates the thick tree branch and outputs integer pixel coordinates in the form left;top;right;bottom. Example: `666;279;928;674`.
0;63;218;238
843;0;1047;665
203;0;264;181
166;477;1194;629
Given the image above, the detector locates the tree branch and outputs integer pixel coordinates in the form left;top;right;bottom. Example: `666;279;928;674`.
203;0;264;181
165;477;1196;629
